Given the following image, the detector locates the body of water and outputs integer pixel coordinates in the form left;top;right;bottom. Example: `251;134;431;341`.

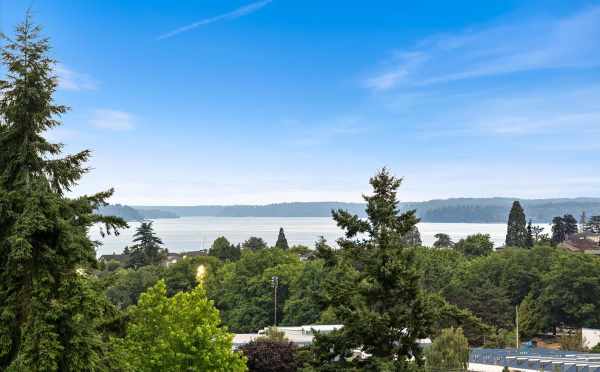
91;217;550;256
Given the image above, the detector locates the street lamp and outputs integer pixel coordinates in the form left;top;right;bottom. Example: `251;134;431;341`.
271;276;279;327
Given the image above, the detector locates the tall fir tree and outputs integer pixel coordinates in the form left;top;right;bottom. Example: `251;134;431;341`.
551;216;567;245
526;220;534;248
0;16;126;371
126;221;167;268
275;227;289;250
505;201;528;247
311;169;432;371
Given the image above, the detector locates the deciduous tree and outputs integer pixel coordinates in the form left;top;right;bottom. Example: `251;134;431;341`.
425;327;469;372
209;236;241;261
119;280;246;371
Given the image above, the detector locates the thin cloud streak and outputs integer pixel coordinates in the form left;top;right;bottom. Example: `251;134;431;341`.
365;6;600;91
90;109;136;131
55;64;97;91
157;0;272;40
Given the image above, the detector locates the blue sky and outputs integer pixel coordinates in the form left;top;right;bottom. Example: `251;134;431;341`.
2;0;600;204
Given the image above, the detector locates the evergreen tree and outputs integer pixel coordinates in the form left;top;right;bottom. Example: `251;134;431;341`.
127;221;166;268
551;216;567;245
505;201;528;247
275;227;289;250
563;214;578;237
526;220;534;248
312;169;432;370
0;16;126;370
433;233;454;248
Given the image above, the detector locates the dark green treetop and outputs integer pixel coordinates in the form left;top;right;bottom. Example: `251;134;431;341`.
453;234;494;257
209;236;241;262
0;15;126;371
242;236;268;251
551;216;567;245
433;233;454;248
505;201;528;247
563;214;578;236
127;221;167;268
275;227;289;250
526;220;534;248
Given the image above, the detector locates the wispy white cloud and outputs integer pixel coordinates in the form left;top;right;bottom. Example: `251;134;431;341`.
55;64;98;91
410;85;600;138
157;0;272;40
90;109;136;131
365;6;600;91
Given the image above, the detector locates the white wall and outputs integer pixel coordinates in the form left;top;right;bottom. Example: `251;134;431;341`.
582;328;600;349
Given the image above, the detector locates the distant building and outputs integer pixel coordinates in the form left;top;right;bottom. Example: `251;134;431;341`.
232;324;432;350
560;232;600;255
98;253;128;263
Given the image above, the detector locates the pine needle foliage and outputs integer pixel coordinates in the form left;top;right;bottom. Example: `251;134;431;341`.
311;168;433;371
0;15;126;371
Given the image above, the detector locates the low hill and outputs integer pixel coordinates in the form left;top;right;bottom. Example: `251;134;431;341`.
129;198;600;223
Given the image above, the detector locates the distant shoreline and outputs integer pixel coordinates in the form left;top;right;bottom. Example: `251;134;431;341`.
96;198;600;223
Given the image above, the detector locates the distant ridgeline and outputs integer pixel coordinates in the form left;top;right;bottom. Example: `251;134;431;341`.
95;204;179;221
98;198;600;223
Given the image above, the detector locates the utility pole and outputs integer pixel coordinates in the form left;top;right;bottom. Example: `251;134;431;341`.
516;305;519;349
271;276;279;327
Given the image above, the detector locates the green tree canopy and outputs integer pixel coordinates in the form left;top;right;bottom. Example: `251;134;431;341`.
453;234;494;258
0;16;126;371
505;201;528;247
275;227;289;250
209;236;241;261
242;236;268;251
425;327;469;372
118;280;246;371
206;248;303;333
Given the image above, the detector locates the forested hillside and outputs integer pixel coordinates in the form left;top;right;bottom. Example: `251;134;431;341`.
128;198;600;223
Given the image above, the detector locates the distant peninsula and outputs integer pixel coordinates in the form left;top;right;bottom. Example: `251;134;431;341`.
97;198;600;223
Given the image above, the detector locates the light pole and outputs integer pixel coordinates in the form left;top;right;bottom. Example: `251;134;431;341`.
271;276;279;327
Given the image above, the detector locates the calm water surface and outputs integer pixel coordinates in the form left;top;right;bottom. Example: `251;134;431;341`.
91;217;550;256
